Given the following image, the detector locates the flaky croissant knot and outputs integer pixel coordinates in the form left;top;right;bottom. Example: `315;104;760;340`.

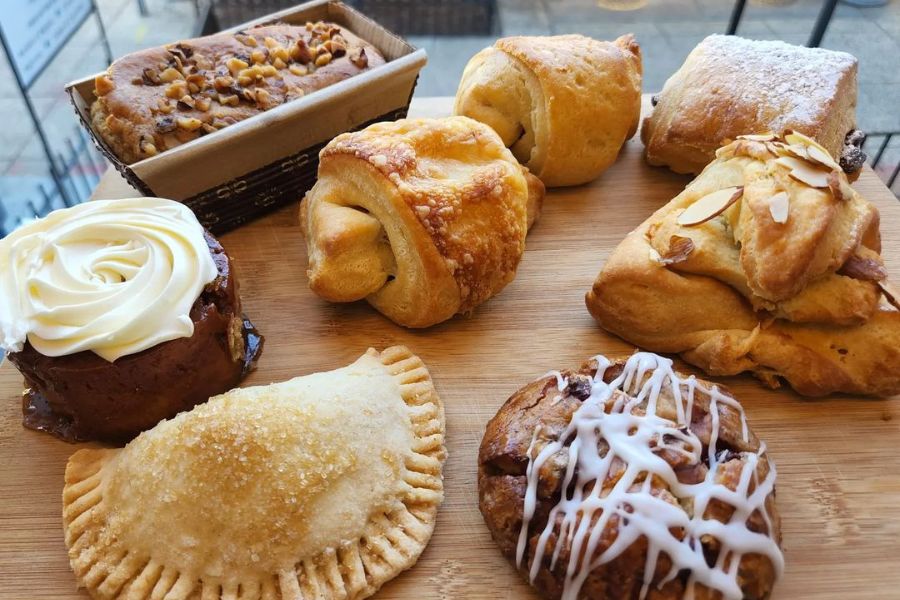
587;131;900;396
300;116;544;328
454;34;642;187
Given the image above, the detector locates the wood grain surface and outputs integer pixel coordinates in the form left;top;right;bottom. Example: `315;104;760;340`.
1;97;899;600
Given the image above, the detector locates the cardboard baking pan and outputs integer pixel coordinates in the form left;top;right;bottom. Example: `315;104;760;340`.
66;0;426;233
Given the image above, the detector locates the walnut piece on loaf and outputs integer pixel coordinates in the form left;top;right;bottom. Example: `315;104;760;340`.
90;21;385;164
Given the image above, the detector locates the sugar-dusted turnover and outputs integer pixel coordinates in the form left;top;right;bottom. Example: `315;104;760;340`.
63;346;446;599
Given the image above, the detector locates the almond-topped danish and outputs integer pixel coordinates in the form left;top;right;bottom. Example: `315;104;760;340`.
63;346;446;600
300;116;544;328
479;352;783;600
586;132;900;396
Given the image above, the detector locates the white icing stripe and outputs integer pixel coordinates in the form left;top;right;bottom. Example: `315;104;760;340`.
517;352;783;600
543;370;568;391
0;198;217;361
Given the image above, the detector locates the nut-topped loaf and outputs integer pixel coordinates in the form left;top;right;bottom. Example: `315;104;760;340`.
91;21;385;164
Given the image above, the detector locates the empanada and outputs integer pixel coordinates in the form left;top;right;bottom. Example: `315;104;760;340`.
63;346;446;599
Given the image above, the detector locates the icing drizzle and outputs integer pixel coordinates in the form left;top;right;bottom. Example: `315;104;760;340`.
517;352;784;600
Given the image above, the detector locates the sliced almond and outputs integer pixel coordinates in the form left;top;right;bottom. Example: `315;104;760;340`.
731;139;774;161
768;191;790;224
784;129;831;156
789;165;830;188
676;186;744;227
776;156;830;188
878;281;900;310
839;254;887;281
737;132;777;142
806;144;841;171
775;155;808;171
782;143;810;161
659;235;695;265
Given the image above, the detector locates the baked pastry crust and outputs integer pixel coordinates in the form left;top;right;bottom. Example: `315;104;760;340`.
62;346;446;599
300;116;544;328
587;133;900;396
454;34;642;187
479;352;783;599
642;35;859;175
91;22;384;164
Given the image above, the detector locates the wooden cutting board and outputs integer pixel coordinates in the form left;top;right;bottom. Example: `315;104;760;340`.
1;97;899;600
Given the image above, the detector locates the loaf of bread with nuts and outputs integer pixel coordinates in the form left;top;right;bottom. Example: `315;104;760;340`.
91;21;384;164
587;131;900;397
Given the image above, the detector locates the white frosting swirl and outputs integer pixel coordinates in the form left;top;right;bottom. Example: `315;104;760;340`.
0;198;218;362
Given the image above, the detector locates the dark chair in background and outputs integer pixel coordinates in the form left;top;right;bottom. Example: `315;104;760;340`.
200;0;497;35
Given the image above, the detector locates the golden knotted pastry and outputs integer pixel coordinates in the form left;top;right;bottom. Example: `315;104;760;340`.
454;34;643;187
300;116;544;328
586;131;900;397
63;346;446;599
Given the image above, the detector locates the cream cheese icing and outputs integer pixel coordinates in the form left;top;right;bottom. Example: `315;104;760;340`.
518;352;784;600
0;198;217;362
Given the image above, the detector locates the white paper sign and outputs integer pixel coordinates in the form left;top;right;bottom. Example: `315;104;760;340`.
0;0;92;87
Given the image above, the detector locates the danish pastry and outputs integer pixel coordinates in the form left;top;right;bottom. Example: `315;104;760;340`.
587;132;900;396
642;35;864;175
0;198;262;442
454;34;642;187
63;346;445;600
300;116;544;328
479;351;783;599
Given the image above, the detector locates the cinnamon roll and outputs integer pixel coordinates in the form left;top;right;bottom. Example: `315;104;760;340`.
479;352;783;599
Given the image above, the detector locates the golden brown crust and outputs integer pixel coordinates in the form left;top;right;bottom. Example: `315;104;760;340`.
642;35;858;175
586;135;900;397
90;22;384;164
479;357;780;600
301;116;544;328
62;346;446;600
455;34;642;187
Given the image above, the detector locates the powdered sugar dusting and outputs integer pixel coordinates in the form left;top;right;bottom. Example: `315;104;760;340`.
683;35;856;130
